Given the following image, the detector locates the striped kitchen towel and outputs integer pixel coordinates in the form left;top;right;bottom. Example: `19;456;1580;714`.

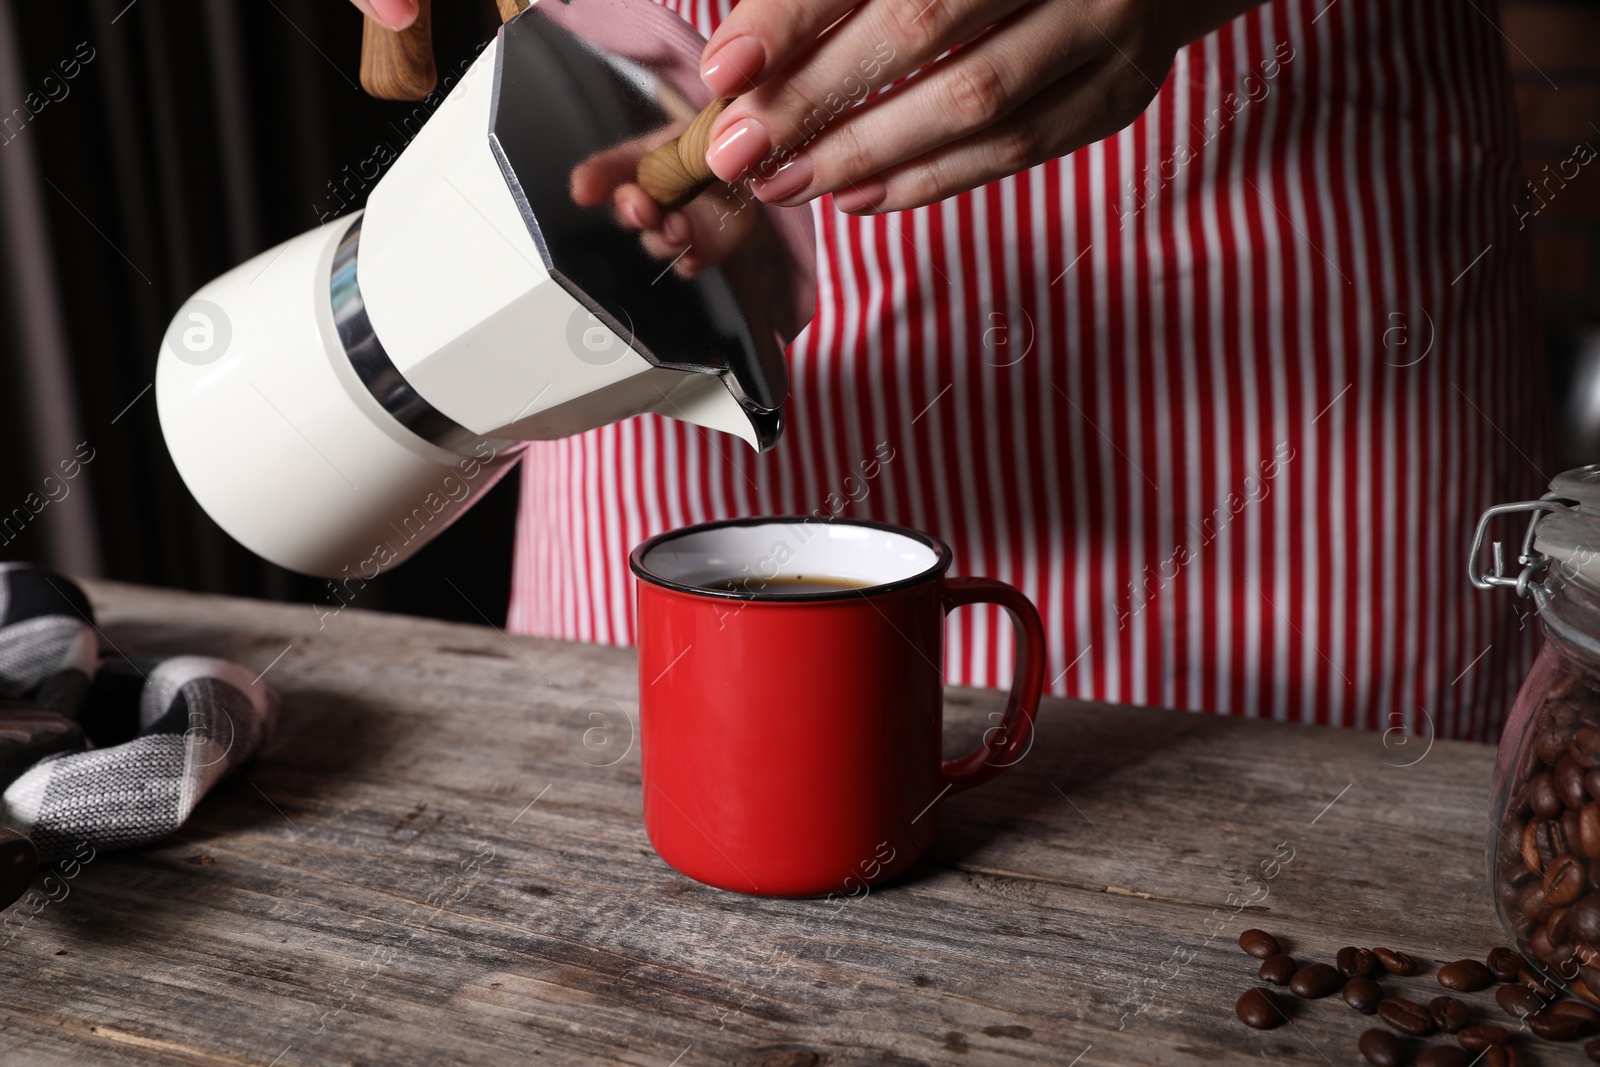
0;562;98;716
0;566;277;861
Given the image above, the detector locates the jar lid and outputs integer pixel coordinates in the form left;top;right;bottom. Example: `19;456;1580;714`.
1474;465;1600;666
1534;466;1600;587
1551;465;1600;510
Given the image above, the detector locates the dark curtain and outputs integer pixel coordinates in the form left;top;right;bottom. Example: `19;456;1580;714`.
0;0;521;626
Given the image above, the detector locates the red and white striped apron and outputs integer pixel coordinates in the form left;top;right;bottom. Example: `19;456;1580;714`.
508;0;1550;741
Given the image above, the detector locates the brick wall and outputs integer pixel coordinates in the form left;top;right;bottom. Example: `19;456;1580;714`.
1501;0;1600;463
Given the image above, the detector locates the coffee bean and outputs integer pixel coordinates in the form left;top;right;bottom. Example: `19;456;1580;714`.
1561;755;1591;808
1415;1048;1472;1067
1585;1035;1600;1062
1429;995;1470;1034
1574;806;1600;857
1550;906;1573;945
1578;978;1600;1008
1339;946;1381;978
1344;976;1384;1014
1518;882;1556;923
1547;853;1589;906
1503;864;1537;891
1235;987;1284;1029
1288;963;1343;999
1525;822;1548;874
1499;865;1535;913
1239;929;1281;959
1574;966;1600;1004
1587;768;1600;803
1487;947;1528;982
1496;983;1546;1020
1485;1046;1525;1067
1575;898;1600;945
1529;1008;1598;1041
1258;953;1296;986
1519;966;1559;998
1378;997;1437;1037
1359;1028;1409;1067
1540;724;1575;764
1578;726;1600;768
1523;825;1548;876
1536;819;1569;869
1530;924;1560;964
1437;959;1494;992
1457;1024;1510;1051
1554;1000;1600;1026
1532;771;1564;818
1374;947;1418;976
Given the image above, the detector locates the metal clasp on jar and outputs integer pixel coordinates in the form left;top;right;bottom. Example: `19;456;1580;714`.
1469;494;1572;596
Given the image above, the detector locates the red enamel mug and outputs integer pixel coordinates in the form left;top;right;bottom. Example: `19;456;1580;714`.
630;517;1046;897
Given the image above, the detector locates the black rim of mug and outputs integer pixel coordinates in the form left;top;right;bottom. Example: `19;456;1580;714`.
629;516;954;602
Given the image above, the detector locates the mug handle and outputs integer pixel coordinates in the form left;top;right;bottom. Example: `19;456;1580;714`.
938;577;1047;794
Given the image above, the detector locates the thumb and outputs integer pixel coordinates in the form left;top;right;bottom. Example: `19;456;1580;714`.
351;0;419;31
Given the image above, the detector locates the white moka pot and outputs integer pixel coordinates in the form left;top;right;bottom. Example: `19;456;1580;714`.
156;0;814;579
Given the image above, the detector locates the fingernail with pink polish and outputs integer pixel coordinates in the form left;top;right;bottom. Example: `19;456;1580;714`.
753;155;815;206
706;118;769;183
832;179;888;214
701;36;766;98
372;0;419;30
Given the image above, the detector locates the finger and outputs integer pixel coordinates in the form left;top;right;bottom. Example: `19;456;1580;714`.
699;0;862;97
832;63;1119;214
569;122;686;208
350;0;418;31
612;185;664;230
660;212;694;247
641;228;688;260
631;184;765;277
573;153;640;209
705;0;1035;184
752;0;1098;207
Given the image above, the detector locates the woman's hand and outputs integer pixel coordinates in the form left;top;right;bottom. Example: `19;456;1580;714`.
697;0;1259;213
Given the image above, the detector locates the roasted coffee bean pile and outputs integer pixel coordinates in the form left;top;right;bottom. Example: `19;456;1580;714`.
1498;670;1600;1003
1232;929;1600;1064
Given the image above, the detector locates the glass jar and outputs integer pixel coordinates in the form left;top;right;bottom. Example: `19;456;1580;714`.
1477;465;1600;991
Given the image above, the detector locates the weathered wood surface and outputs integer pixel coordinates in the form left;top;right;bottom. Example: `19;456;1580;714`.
0;581;1521;1066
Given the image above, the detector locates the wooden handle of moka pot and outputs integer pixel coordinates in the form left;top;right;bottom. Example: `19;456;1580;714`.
636;98;734;211
359;0;530;101
359;0;437;102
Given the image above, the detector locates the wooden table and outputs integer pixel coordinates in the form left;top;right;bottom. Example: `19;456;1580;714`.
0;582;1522;1066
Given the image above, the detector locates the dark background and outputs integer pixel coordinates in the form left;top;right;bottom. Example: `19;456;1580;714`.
0;0;520;625
1;0;1599;626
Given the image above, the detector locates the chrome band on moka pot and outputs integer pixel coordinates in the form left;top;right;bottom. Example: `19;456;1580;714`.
329;217;509;457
